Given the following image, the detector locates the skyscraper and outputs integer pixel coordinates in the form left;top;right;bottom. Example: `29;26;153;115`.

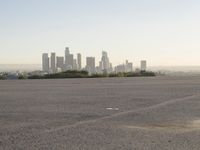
65;54;74;70
65;47;69;70
64;47;74;70
51;52;56;73
101;51;110;72
99;61;103;70
77;53;82;70
65;47;70;56
86;57;95;74
125;60;133;72
141;60;147;71
42;53;49;73
56;56;64;70
73;59;77;70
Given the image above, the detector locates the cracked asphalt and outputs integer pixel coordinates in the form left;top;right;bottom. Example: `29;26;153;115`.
0;76;200;150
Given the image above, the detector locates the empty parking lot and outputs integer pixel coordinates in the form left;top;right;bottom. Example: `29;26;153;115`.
0;76;200;150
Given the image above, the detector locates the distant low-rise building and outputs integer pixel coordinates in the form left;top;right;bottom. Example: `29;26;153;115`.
115;64;126;73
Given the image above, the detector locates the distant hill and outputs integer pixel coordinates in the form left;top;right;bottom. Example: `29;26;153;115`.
0;64;41;72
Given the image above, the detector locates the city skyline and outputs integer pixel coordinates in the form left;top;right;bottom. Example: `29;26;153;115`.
1;0;200;66
42;47;147;74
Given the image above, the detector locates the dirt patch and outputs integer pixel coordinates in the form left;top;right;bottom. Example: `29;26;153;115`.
123;120;200;132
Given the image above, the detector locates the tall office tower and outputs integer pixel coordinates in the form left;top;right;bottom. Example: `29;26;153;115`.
86;57;95;74
51;52;56;73
65;47;70;69
65;54;74;70
56;56;64;70
101;51;110;72
96;61;103;74
65;47;70;56
109;63;113;72
141;60;147;71
125;60;133;72
64;47;74;70
73;59;78;70
77;53;82;70
127;62;133;72
99;61;103;70
42;53;49;73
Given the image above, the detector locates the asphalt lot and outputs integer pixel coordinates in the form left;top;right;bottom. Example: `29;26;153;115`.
0;76;200;150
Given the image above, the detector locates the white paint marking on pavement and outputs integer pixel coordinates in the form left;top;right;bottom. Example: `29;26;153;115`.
106;107;119;111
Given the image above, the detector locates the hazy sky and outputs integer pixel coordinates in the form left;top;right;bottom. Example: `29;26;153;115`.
1;0;200;66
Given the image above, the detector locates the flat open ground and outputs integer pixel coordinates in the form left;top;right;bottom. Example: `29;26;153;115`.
1;76;200;150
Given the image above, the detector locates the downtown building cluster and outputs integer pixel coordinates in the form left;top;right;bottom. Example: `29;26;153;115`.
42;47;147;74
